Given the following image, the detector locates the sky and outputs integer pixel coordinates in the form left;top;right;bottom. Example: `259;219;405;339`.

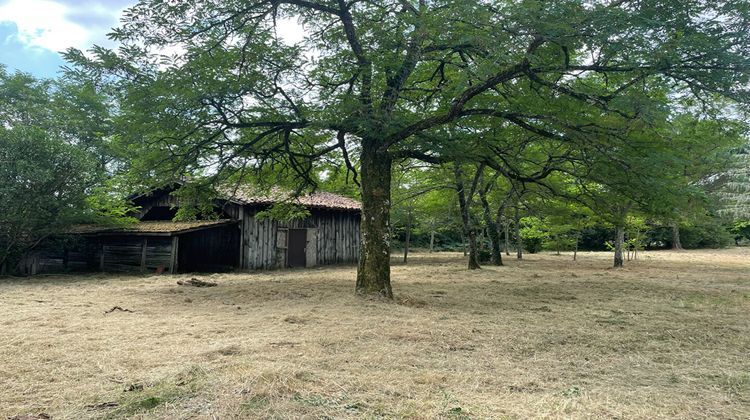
0;0;134;78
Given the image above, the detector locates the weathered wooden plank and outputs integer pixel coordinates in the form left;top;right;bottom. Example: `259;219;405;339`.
170;236;179;273
140;238;148;272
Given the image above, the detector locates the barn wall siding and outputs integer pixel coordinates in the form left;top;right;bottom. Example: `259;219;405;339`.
240;207;360;270
178;225;239;272
100;236;175;273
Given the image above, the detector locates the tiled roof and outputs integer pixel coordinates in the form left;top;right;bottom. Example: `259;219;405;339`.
69;220;236;235
223;186;361;211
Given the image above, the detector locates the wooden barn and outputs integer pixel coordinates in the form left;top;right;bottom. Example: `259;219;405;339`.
23;185;361;274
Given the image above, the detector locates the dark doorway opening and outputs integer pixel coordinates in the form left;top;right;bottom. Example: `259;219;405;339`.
288;229;307;267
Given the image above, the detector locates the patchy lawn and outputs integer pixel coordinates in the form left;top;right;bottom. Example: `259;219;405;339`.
1;249;748;419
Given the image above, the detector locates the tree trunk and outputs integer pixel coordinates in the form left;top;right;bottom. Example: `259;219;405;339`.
671;223;683;250
356;143;393;298
515;206;523;260
479;189;502;266
403;206;412;264
613;225;625;268
454;165;480;269
504;220;510;256
573;232;579;261
429;230;435;253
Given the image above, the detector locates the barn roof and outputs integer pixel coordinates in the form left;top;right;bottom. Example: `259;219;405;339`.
69;220;236;236
130;182;361;212
222;186;361;211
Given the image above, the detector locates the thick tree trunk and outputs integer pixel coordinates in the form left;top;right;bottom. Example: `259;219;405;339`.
403;206;411;264
613;225;625;268
671;223;683;250
515;206;523;260
467;231;480;269
479;190;502;266
356;144;393;298
454;165;480;269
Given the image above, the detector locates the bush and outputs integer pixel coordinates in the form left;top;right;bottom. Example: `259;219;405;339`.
679;223;734;249
524;237;544;254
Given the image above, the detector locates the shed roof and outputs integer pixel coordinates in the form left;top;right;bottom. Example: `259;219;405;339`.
223;186;361;211
70;220;236;236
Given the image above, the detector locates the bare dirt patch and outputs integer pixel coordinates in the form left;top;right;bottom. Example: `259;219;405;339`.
0;249;748;419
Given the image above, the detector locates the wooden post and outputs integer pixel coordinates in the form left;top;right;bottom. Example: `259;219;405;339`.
99;243;105;271
170;236;179;274
140;237;148;272
238;206;245;269
306;228;317;268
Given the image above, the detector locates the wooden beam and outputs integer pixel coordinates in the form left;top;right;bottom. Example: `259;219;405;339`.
170;236;179;274
99;243;105;271
238;206;245;269
140;237;148;272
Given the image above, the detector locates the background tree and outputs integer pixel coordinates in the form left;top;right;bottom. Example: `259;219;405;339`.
0;67;125;273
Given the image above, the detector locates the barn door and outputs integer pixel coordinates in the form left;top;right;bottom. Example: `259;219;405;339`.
305;228;317;268
287;229;307;267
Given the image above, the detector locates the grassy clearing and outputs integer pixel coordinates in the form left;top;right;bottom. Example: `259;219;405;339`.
1;248;748;419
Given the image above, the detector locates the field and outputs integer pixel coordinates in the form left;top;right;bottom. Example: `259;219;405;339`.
1;249;748;419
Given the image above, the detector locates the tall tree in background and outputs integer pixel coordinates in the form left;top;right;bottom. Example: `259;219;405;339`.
66;0;750;297
660;115;746;249
0;67;122;273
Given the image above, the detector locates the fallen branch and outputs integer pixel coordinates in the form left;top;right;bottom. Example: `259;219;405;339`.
177;278;217;288
8;414;51;420
104;306;135;314
85;401;119;410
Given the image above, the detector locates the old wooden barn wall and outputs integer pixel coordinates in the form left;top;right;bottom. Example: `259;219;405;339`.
24;225;240;275
229;205;361;270
22;236;174;275
178;224;239;272
100;236;174;272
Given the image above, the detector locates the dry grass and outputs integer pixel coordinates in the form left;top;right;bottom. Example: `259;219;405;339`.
1;249;749;419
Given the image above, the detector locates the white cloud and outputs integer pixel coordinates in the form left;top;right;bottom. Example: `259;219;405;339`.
0;0;124;53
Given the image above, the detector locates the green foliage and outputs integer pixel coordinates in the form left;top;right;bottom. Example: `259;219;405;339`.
0;66;123;271
678;223;734;249
728;221;750;244
106;365;207;418
0;126;96;267
256;203;311;222
170;182;221;221
520;217;548;254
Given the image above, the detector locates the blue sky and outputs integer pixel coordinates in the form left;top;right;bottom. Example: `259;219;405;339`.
0;0;134;78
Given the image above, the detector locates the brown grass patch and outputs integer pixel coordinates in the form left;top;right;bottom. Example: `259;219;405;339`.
0;249;749;418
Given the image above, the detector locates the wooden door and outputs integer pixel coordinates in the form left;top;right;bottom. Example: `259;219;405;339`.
287;229;307;268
